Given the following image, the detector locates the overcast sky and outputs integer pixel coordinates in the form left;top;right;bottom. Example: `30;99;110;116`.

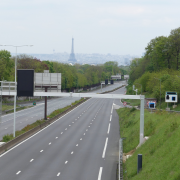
0;0;180;56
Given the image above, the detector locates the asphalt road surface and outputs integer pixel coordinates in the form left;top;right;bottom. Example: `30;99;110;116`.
0;82;126;180
0;82;125;140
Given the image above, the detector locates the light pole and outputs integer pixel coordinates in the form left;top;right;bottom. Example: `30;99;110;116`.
154;77;161;109
135;83;142;95
0;45;33;137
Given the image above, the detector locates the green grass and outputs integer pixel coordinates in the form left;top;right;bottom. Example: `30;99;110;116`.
117;107;180;180
122;99;140;106
2;98;85;142
2;105;15;111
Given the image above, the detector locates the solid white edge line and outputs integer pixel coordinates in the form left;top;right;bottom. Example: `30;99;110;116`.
102;138;108;158
110;115;112;122
107;123;111;134
0;98;91;158
98;167;103;180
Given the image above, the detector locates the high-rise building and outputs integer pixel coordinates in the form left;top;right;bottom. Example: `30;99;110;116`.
68;38;77;63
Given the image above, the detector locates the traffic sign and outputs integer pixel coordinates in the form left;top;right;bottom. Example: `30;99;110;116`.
123;101;127;106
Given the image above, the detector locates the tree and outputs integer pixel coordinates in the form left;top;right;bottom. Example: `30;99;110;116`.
0;50;14;81
169;27;180;70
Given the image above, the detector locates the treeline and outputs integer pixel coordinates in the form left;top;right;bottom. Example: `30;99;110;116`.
128;27;180;103
129;27;180;83
0;52;128;91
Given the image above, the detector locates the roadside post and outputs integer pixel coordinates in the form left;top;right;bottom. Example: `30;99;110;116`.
137;154;142;174
140;95;145;145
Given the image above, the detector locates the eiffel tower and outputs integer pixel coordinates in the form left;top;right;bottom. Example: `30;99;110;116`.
68;38;77;63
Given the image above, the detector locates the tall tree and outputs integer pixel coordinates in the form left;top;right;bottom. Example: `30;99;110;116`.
169;27;180;70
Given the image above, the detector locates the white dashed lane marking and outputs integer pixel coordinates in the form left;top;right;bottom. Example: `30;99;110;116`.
102;138;108;158
110;115;112;122
40;150;43;152
107;123;111;134
57;172;61;176
71;151;73;154
30;159;34;162
76;144;78;146
16;171;21;175
65;161;68;164
49;142;51;145
98;167;103;180
61;132;63;134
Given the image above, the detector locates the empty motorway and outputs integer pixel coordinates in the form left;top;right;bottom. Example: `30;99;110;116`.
0;83;126;180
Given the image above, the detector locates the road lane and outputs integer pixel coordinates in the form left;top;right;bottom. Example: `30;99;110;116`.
0;82;126;180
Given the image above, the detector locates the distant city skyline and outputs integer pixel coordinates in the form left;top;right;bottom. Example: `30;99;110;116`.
12;52;136;66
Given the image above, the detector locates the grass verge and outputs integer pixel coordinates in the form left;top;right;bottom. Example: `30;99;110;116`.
2;98;85;143
116;107;180;180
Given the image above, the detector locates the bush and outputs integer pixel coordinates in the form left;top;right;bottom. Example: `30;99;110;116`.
3;134;13;142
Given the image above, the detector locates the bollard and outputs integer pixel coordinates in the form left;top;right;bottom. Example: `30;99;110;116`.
137;154;142;174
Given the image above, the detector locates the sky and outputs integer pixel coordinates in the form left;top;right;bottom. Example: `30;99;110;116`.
0;0;180;56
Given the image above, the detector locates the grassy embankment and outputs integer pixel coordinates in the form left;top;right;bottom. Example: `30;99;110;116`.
117;107;180;180
2;98;84;142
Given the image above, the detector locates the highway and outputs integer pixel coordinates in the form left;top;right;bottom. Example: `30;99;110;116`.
0;83;126;180
0;83;123;139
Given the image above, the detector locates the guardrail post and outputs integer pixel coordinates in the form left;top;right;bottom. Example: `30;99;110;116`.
140;95;145;145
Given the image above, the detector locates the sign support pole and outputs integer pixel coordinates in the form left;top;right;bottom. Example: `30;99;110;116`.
140;95;145;145
44;87;48;120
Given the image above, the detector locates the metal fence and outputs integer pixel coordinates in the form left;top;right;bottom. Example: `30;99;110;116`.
0;81;16;94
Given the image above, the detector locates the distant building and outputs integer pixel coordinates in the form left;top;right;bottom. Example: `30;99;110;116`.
68;38;77;63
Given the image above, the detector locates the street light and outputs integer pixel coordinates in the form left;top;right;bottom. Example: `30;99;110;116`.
135;83;142;95
0;45;33;137
154;77;161;109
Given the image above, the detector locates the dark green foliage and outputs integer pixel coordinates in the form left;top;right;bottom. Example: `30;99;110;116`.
129;27;180;87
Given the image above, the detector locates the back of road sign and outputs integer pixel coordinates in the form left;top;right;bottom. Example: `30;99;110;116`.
17;69;34;96
105;79;108;85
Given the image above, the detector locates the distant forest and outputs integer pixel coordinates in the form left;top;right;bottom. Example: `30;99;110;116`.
0;52;128;91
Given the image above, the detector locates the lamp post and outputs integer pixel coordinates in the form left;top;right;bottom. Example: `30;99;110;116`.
0;45;33;137
135;83;142;95
154;77;161;109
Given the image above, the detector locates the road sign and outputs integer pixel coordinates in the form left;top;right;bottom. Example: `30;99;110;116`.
165;92;178;103
147;101;156;106
123;101;127;106
149;102;155;109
